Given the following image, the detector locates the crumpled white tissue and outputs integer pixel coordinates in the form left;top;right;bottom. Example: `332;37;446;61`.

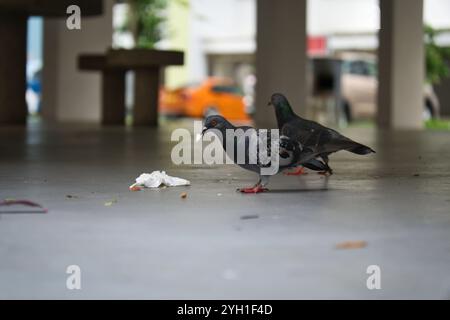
130;171;190;189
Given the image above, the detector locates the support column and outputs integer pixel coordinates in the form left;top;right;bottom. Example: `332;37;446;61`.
0;14;27;124
255;0;307;128
42;0;113;123
378;0;424;129
133;68;159;126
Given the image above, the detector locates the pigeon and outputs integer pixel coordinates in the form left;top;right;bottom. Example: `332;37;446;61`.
269;93;375;174
201;115;328;193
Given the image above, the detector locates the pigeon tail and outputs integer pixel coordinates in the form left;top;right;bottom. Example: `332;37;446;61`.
347;143;375;155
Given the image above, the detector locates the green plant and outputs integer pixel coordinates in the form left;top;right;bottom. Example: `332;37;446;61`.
126;0;168;49
425;119;450;130
425;24;450;84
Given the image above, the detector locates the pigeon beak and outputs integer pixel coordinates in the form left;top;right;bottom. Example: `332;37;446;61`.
196;127;208;142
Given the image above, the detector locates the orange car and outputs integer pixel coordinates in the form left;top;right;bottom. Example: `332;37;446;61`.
158;87;186;116
159;78;249;120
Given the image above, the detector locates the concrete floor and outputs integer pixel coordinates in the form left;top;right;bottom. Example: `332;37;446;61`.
1;119;450;299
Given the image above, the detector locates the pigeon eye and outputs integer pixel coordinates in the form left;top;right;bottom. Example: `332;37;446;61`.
211;120;217;126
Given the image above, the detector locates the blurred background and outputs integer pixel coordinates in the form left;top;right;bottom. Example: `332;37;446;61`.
22;0;450;128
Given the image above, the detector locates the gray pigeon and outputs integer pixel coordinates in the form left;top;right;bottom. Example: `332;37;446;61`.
202;115;327;193
269;93;375;174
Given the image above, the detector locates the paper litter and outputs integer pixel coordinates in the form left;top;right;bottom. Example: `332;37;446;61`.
129;171;190;189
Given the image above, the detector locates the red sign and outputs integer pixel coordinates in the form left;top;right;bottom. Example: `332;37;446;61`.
308;36;327;55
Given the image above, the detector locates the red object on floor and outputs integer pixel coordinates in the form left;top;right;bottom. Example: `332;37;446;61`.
0;199;47;213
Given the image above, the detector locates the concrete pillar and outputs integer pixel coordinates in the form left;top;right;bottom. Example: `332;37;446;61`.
378;0;424;129
255;0;307;128
42;0;113;123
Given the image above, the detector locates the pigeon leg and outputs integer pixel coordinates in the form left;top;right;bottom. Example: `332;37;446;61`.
318;154;333;175
240;185;268;193
284;166;307;176
238;179;260;193
239;177;269;193
317;164;333;175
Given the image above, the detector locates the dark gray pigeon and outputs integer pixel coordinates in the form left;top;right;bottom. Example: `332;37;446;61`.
202;115;327;193
269;93;375;174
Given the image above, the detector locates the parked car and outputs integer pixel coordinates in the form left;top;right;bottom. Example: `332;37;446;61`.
311;53;440;123
158;87;186;117
159;78;249;121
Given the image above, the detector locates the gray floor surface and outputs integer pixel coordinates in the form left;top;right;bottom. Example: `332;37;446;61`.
1;119;449;299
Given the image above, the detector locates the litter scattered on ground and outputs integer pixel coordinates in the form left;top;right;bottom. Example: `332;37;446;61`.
217;193;222;196
104;199;118;207
240;214;259;220
66;195;79;199
0;199;47;213
129;171;190;190
335;240;367;250
180;192;188;199
129;185;142;191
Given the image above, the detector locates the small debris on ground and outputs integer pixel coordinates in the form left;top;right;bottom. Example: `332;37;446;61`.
413;173;420;177
217;193;222;196
104;199;118;207
0;199;47;213
180;192;187;199
335;240;367;250
240;214;259;220
129;185;142;191
66;194;79;199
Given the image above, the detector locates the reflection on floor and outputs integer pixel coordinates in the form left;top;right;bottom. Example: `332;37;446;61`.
0;119;450;299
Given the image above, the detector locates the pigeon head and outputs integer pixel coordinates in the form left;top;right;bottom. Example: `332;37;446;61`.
269;93;289;108
202;115;234;135
269;93;295;125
